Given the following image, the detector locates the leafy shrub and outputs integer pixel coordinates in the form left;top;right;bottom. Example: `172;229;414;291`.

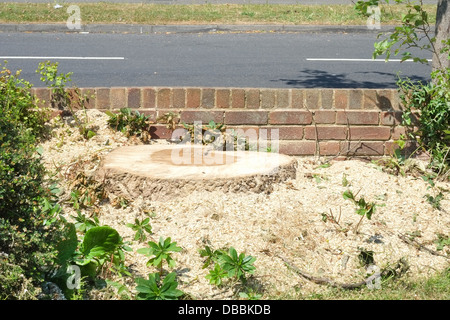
106;108;151;141
135;272;184;300
397;67;450;174
0;62;65;299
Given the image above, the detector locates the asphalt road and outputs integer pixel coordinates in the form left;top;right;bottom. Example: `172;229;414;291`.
0;31;432;88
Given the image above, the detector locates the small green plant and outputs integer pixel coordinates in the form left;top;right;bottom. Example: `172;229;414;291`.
200;245;256;284
37;61;97;140
239;289;263;300
205;263;228;286
137;237;182;275
135;272;184;300
157;111;180;130
343;189;376;233
434;233;450;252
71;210;100;233
342;173;350;187
126;217;153;242
105;108;151;141
425;192;444;210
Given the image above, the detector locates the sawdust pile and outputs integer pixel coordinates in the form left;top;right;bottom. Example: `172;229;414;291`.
39;109;450;299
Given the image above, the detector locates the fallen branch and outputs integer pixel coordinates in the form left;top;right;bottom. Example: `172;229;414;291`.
398;233;449;259
277;255;367;290
277;255;410;290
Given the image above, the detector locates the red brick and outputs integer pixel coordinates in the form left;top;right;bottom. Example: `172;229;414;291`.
291;89;304;109
149;125;176;139
260;89;276;109
392;126;406;140
380;111;402;125
348;127;391;140
304;89;320;109
157;88;172;109
376;89;395;110
268;111;312;125
32;88;51;107
363;89;378;109
260;126;304;140
349;89;363;109
172;88;186;109
229;89;244;109
304;126;348;140
336;111;379;125
320;89;333;109
340;141;384;156
277;90;290;108
186;88;201;108
81;88;96;109
224;111;268;125
334;89;348;109
201;88;215;108
279;141;316;155
216;89;230;108
96;88;110;109
127;88;141;109
110;88;126;109
139;110;156;122
142;87;156;109
246;89;260;109
385;141;400;155
314;110;336;124
180;111;224;124
319;141;341;155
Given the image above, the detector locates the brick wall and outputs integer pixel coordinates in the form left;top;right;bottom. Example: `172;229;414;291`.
32;87;407;157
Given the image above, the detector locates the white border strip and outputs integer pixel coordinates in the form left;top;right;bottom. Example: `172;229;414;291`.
307;58;432;62
0;56;125;60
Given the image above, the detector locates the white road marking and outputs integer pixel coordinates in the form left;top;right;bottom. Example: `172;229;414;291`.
0;56;125;60
307;58;432;62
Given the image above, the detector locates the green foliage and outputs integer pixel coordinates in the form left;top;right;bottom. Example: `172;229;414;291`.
397;71;450;173
1;63;50;138
205;263;228;286
137;237;182;274
355;0;435;63
0;62;66;299
37;61;97;140
434;233;450;252
71;210;100;233
221;247;257;281
135;272;184;300
343;190;376;233
355;1;449;176
200;245;257;285
126;217;153;242
106;108;151;141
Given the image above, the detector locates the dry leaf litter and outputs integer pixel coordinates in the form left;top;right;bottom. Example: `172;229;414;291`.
39;109;450;299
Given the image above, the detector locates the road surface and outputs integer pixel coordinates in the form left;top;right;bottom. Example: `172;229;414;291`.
0;31;432;88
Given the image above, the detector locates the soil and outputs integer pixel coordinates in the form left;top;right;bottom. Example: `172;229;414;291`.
39;109;450;299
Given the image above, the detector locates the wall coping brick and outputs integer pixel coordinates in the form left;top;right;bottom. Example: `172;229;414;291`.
34;86;406;157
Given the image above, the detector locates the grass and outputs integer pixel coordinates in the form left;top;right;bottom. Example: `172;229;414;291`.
275;268;450;300
0;3;437;26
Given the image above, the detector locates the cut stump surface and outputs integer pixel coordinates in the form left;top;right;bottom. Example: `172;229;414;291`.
97;144;297;200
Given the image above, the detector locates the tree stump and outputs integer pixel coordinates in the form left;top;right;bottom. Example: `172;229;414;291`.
96;144;297;201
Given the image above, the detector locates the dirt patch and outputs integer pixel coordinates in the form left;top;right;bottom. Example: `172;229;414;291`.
39;109;450;299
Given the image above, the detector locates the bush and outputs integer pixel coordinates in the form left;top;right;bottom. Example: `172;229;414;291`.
397;67;450;174
0;63;64;299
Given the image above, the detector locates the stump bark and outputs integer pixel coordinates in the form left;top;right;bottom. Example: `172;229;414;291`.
96;144;297;200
